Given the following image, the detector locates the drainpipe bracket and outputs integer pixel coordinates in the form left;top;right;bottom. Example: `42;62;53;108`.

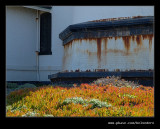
35;51;39;55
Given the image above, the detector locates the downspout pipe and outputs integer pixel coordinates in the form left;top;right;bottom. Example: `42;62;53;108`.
36;10;40;82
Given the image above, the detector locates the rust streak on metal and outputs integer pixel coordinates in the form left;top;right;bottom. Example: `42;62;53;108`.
142;35;148;40
75;69;80;72
95;69;105;72
132;16;145;19
89;16;147;22
63;70;69;73
136;35;143;46
70;41;73;48
148;34;153;50
103;38;108;65
62;56;66;70
107;49;125;53
104;38;108;54
132;35;135;42
115;69;120;72
86;50;92;56
142;34;153;50
63;41;73;69
88;38;94;43
97;38;102;68
115;36;120;41
65;40;73;49
64;43;69;49
86;69;91;72
122;36;131;52
75;38;82;44
115;36;118;41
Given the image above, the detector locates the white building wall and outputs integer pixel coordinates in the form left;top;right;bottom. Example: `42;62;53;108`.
71;6;154;24
6;6;37;81
38;6;74;81
6;6;154;81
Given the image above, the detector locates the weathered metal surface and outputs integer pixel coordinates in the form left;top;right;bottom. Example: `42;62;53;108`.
62;34;154;72
57;16;155;82
97;38;102;67
89;16;147;22
59;16;154;45
61;25;153;46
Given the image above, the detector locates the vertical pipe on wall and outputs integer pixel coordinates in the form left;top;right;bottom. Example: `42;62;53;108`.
36;10;40;81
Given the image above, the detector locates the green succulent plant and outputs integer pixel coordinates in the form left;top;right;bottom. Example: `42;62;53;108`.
61;97;112;109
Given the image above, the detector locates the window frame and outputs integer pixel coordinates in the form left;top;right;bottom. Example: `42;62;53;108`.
39;12;52;55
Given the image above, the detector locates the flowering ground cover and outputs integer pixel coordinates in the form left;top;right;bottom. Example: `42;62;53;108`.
6;80;154;117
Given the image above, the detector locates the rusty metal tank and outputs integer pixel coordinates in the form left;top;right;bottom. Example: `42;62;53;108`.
49;16;154;85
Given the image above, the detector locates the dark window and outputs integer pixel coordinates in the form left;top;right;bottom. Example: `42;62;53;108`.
39;12;52;55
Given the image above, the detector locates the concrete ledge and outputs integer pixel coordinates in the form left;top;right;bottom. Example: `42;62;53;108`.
48;71;154;79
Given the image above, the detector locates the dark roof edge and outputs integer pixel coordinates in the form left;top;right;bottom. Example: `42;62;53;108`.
59;16;154;41
48;71;153;79
37;6;52;9
23;6;52;12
